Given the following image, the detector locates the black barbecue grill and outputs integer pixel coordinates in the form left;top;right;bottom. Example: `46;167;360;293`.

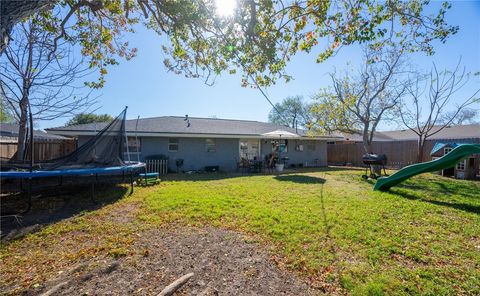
362;154;388;179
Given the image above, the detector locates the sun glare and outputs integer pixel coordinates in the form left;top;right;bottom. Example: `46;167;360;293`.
215;0;236;17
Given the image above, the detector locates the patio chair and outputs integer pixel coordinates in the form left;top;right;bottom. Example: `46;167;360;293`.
264;154;275;173
235;157;251;174
241;157;251;174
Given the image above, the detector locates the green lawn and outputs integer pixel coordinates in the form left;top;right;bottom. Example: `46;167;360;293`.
146;169;480;295
1;168;479;295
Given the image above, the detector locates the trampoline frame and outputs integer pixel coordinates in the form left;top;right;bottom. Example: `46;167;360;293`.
0;162;145;179
1;162;146;214
0;107;148;215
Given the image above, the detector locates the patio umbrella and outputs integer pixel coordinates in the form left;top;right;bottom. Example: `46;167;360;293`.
261;130;301;139
262;130;300;170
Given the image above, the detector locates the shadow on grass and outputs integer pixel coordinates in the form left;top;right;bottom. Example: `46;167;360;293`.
389;188;480;215
163;167;334;182
1;181;128;242
274;174;326;184
397;178;480;200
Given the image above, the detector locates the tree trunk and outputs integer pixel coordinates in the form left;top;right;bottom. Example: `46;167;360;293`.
417;136;426;163
16;93;29;160
16;25;33;161
362;131;373;153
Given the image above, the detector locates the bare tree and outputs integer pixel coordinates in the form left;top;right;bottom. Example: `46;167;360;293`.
0;17;96;160
311;46;407;153
398;61;480;162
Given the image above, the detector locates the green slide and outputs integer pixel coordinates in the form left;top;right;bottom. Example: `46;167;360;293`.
374;144;480;191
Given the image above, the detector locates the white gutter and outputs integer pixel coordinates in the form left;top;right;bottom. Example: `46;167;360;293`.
46;130;342;141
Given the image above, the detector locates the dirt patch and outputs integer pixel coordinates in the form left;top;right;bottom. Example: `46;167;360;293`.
21;226;318;296
1;183;128;241
2;184;322;295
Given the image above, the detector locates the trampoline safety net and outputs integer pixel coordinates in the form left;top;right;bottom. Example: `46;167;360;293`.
1;109;129;171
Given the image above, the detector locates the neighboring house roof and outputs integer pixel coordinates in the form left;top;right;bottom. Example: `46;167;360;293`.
430;142;477;155
340;124;480;142
47;116;342;140
0;123;69;140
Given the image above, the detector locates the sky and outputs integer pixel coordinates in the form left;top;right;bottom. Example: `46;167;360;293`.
39;0;480;130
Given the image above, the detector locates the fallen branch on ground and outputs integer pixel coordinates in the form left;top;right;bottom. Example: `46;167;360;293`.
157;272;194;296
39;281;70;296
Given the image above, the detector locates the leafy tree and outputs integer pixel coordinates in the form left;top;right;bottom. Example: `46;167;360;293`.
65;113;113;126
448;109;479;125
0;94;14;123
268;96;312;129
1;17;95;159
310;46;407;153
1;0;459;88
1;0;460;159
398;61;480;162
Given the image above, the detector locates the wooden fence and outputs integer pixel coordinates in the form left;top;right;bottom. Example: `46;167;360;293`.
146;159;168;175
327;138;480;168
0;138;77;161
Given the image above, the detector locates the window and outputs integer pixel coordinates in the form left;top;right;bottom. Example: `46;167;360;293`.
444;147;453;155
456;159;466;170
307;141;315;151
126;137;141;153
272;139;288;153
206;138;216;152
168;138;179;152
294;140;303;151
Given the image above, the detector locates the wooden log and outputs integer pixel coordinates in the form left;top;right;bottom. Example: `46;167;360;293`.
39;281;69;296
157;272;194;296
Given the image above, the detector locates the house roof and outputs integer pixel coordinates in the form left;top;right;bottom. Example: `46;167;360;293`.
340;124;480;142
47;116;341;140
430;142;477;155
0;123;69;140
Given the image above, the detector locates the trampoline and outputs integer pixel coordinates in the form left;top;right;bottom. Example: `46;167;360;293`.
1;107;146;213
0;162;145;179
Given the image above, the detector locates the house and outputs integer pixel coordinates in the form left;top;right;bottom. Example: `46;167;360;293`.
0;123;68;140
335;124;480;144
430;142;479;180
47;116;341;172
327;124;480;179
1;123;74;160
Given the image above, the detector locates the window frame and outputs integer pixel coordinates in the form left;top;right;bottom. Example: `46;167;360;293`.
168;138;179;152
125;137;141;153
307;141;315;151
456;159;466;170
205;138;216;153
272;139;288;153
293;140;304;151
